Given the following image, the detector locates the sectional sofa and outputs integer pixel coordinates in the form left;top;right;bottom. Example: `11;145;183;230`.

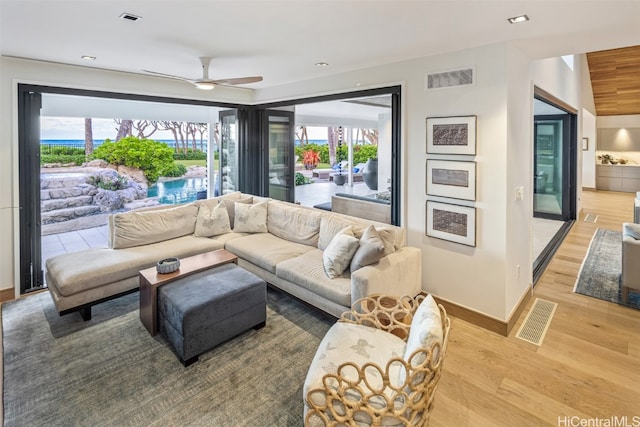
45;191;422;320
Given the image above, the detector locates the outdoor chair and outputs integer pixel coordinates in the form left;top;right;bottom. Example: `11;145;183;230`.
304;294;450;427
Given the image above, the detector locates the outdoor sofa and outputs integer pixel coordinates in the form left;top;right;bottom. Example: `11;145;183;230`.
45;191;422;320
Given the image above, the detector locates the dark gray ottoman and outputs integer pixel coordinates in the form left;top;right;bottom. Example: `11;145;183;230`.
157;263;266;366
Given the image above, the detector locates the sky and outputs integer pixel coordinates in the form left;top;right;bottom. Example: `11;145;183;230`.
40;117;329;141
41;117;178;140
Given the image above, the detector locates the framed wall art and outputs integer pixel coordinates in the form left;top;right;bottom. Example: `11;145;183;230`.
426;159;476;201
426;115;477;155
426;200;476;247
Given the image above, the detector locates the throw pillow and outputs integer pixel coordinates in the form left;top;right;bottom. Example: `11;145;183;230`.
323;227;359;279
222;196;253;228
350;225;385;272
194;201;231;237
403;294;443;367
233;201;268;233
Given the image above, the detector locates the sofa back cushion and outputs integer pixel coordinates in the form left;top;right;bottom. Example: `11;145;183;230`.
109;203;199;249
268;201;321;247
318;214;359;251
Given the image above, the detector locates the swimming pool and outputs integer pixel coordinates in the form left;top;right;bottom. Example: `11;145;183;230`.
147;177;209;205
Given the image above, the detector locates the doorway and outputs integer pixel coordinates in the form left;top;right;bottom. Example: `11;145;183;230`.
532;91;578;284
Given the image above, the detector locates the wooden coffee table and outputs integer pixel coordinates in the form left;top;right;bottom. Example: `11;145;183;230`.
139;249;238;336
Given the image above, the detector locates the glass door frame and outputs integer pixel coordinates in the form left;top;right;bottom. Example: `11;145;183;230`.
263;109;295;202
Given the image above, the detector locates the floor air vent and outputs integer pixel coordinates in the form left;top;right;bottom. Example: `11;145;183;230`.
515;298;557;346
584;213;598;223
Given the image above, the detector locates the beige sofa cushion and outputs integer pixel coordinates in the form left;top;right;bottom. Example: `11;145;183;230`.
318;214;359;251
276;249;352;307
194;191;242;210
46;235;224;296
222;196;252;228
225;233;314;274
110;203;199;249
268;200;321;247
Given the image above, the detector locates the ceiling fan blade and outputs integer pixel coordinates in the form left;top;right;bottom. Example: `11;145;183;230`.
211;76;264;85
142;69;193;83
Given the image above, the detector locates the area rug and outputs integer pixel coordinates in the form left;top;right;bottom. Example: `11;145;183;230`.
573;228;640;309
2;288;335;426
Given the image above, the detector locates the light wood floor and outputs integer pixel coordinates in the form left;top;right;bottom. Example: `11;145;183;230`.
430;190;640;426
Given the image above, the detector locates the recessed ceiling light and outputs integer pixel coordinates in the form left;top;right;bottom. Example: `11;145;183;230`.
119;12;142;22
81;55;96;61
508;15;529;24
315;62;329;67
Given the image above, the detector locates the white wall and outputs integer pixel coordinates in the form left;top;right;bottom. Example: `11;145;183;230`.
582;109;597;188
0;56;252;292
505;44;534;318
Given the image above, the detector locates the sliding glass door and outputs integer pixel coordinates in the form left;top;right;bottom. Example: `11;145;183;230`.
266;110;295;202
219;110;239;196
18;86;44;294
533;113;574;221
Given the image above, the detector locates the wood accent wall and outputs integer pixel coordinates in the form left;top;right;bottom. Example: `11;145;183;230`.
587;45;640;116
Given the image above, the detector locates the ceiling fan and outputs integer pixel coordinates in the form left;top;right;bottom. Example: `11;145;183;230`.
143;56;263;90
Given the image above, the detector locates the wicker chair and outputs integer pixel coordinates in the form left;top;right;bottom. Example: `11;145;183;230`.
304;294;451;427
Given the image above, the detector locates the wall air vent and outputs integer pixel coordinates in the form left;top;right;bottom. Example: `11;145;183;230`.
425;67;474;90
119;13;142;22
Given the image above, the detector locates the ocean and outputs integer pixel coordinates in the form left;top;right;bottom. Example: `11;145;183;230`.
40;139;329;148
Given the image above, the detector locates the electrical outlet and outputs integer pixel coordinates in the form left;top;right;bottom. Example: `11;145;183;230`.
516;264;521;279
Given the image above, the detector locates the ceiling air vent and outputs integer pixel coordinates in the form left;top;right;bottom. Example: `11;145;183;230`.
119;12;142;22
425;67;474;90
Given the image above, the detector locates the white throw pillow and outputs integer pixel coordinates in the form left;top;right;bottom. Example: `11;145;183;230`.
194;201;232;237
233;201;268;233
323;227;359;279
404;294;443;366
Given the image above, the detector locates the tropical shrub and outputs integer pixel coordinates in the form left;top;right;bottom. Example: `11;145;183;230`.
295;143;377;166
173;149;208;161
92;137;175;182
87;174;129;191
161;163;188;177
302;149;320;168
295;172;311;186
40;145;86;165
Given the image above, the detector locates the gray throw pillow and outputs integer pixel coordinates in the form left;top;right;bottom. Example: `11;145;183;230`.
351;225;385;272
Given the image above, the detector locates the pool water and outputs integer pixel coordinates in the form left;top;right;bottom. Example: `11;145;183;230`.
148;177;209;205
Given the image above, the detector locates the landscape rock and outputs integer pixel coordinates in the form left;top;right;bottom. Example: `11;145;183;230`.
184;166;207;178
93;188;124;212
85;159;109;168
117;165;149;187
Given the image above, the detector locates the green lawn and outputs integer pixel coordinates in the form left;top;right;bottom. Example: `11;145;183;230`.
175;159;208;168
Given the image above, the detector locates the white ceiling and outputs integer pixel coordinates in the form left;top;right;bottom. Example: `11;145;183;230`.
2;1;640;91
